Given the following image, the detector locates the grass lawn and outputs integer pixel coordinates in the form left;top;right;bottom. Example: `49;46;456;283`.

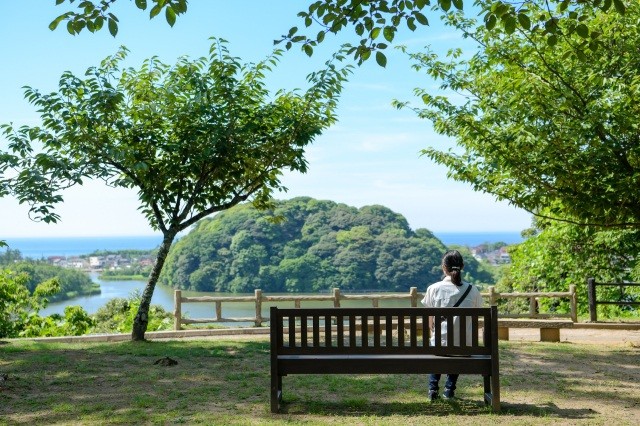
1;336;639;425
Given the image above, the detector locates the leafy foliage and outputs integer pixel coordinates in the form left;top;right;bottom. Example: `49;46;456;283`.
49;1;626;64
398;2;640;228
499;216;640;318
0;269;93;338
160;197;495;293
92;291;172;333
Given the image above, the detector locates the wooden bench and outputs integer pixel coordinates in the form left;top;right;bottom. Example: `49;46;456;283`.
496;319;574;342
270;306;500;413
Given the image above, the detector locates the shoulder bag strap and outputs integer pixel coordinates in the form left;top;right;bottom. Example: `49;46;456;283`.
439;283;474;323
452;283;473;307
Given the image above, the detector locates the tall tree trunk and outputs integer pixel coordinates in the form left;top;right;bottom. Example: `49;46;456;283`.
131;230;177;341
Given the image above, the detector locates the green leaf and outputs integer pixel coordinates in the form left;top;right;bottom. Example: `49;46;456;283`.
383;26;395;42
547;34;557;46
613;0;626;15
439;0;452;12
504;16;517;34
371;27;381;40
135;0;147;9
407;17;417;31
485;14;497;31
376;51;387;67
452;0;463;11
149;4;162;19
414;12;429;26
56;0;65;4
517;13;531;30
108;18;118;37
49;15;66;31
576;24;589;38
165;7;176;27
303;44;313;57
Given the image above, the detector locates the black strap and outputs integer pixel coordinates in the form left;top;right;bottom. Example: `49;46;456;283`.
452;283;473;307
440;283;473;322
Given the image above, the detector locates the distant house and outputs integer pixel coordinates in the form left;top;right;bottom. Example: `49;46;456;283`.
89;256;103;268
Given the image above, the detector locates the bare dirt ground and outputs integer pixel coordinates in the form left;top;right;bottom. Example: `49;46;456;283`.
505;327;640;345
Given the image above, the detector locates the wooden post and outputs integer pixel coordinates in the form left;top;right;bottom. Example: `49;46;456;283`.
173;290;182;331
372;298;379;308
215;301;222;321
540;328;560;342
295;300;301;308
333;288;341;307
569;285;577;323
255;289;263;327
529;296;537;317
410;287;418;307
587;277;597;322
488;286;497;306
498;326;509;341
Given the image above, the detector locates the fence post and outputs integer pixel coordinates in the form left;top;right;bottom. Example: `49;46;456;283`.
529;296;537;317
215;301;222;321
569;284;577;323
410;287;418;307
488;286;497;306
255;289;262;327
587;277;597;322
333;288;341;307
173;290;182;331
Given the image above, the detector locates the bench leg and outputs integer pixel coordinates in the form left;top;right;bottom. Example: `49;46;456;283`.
271;374;282;413
491;373;500;412
483;375;491;404
540;328;560;342
498;327;509;341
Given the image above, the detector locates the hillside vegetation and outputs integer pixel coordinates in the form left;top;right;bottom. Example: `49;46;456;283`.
160;197;494;293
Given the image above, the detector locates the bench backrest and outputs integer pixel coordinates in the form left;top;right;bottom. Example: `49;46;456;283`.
270;306;498;357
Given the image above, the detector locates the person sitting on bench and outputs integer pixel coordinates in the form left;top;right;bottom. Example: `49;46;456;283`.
422;249;484;401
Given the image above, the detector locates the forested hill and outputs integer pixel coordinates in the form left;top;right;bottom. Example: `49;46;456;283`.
160;197;494;293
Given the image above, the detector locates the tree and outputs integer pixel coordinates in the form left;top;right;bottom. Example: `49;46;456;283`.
397;2;640;228
50;1;626;64
0;40;350;340
500;218;640;318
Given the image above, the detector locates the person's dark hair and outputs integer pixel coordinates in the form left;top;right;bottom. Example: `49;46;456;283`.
442;250;464;286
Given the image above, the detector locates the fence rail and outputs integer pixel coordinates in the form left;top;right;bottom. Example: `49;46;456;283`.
173;285;577;329
587;278;640;321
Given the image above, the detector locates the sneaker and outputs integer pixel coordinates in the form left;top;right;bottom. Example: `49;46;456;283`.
428;390;439;401
443;388;455;399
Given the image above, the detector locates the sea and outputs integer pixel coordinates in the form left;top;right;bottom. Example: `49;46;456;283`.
1;232;523;259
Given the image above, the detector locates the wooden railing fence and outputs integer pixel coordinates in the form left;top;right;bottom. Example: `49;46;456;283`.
173;285;577;330
587;278;640;321
488;285;577;322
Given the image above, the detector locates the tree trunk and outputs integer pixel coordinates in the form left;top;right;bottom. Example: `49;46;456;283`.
131;230;177;341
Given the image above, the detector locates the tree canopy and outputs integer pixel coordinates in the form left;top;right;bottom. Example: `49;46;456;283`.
50;1;627;64
398;2;640;228
1;40;350;340
160;197;495;293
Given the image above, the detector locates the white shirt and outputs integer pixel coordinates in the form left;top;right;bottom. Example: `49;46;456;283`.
421;276;484;346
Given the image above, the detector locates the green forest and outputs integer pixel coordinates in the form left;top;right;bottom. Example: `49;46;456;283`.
160;197;495;293
0;250;99;302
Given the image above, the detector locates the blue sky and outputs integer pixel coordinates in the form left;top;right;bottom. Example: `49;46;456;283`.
0;1;531;237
